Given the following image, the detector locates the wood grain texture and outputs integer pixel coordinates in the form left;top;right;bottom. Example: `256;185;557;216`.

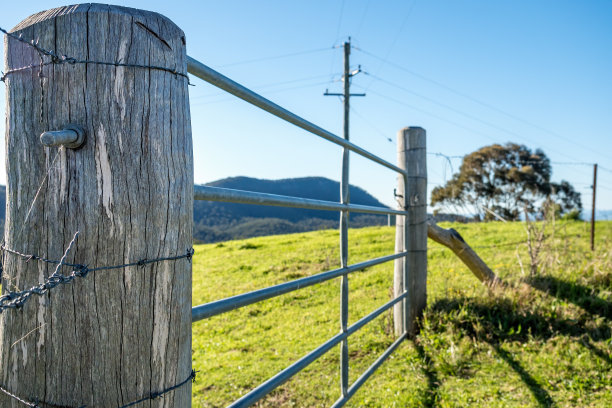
394;127;427;337
1;4;193;407
393;136;407;337
427;219;501;285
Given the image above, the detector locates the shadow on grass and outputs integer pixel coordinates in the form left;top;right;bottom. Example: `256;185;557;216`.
526;275;611;320
413;340;440;408
430;297;610;345
491;343;555;407
579;336;612;365
427;296;612;408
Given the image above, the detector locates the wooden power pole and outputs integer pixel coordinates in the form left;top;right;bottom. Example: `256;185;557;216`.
0;5;193;406
591;163;598;251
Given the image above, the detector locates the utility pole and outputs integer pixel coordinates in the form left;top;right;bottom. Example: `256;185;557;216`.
591;163;598;251
324;38;366;143
323;37;365;397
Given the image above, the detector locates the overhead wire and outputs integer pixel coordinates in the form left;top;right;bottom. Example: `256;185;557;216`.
190;73;336;101
356;84;502;144
427;152;460;181
363;0;418;92
191;80;331;106
216;47;332;68
354;0;372;39
598;165;612;174
349;106;393;144
328;0;347;83
355;47;612;163
361;71;597;168
334;0;346;42
597;185;612;192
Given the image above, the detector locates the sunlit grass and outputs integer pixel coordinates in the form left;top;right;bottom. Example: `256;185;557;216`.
192;221;611;407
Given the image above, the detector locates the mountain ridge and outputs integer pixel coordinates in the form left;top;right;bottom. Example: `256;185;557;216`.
194;176;388;241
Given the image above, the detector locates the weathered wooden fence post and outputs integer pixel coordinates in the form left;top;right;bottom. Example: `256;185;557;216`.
394;127;427;337
0;4;193;407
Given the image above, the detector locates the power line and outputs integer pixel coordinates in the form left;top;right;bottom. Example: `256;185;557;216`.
599;165;612;174
598;184;612;192
190;73;336;101
425;154;597;169
550;161;593;166
427;152;459;181
358;85;505;144
349;106;393;144
354;0;372;39
328;0;347;81
355;47;612;163
216;47;332;68
363;0;417;92
362;71;597;167
427;152;464;159
334;0;346;42
191;80;331;106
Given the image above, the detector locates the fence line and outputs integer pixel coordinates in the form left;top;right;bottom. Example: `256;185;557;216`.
188;51;427;406
194;185;408;216
192;251;408;322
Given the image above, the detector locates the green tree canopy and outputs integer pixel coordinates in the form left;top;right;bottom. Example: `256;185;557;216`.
430;143;582;221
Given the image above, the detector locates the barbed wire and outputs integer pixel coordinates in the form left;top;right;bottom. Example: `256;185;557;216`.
0;384;40;407
119;370;197;408
0;231;195;406
0;26;189;83
0;369;197;408
0;233;194;313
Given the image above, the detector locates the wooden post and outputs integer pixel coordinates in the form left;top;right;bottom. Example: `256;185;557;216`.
394;127;427;337
426;219;500;284
0;5;193;407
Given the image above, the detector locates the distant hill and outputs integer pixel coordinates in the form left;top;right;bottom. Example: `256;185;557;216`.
193;176;388;242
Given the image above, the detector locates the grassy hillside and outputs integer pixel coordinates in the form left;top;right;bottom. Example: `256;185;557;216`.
192;221;611;407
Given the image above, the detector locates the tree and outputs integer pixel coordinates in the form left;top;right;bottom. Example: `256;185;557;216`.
431;143;582;221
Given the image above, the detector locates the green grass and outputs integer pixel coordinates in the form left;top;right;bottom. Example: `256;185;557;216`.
192;221;612;407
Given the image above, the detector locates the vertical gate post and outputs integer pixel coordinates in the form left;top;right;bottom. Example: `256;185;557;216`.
394;127;427;337
0;5;193;407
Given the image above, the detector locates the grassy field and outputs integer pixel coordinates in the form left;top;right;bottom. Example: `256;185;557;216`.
192;220;611;407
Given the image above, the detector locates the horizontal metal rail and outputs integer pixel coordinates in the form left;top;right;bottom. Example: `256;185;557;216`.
186;56;407;176
227;291;408;407
192;251;408;322
331;332;408;408
193;185;407;216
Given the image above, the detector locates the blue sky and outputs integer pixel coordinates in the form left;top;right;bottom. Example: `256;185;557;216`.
1;0;611;216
